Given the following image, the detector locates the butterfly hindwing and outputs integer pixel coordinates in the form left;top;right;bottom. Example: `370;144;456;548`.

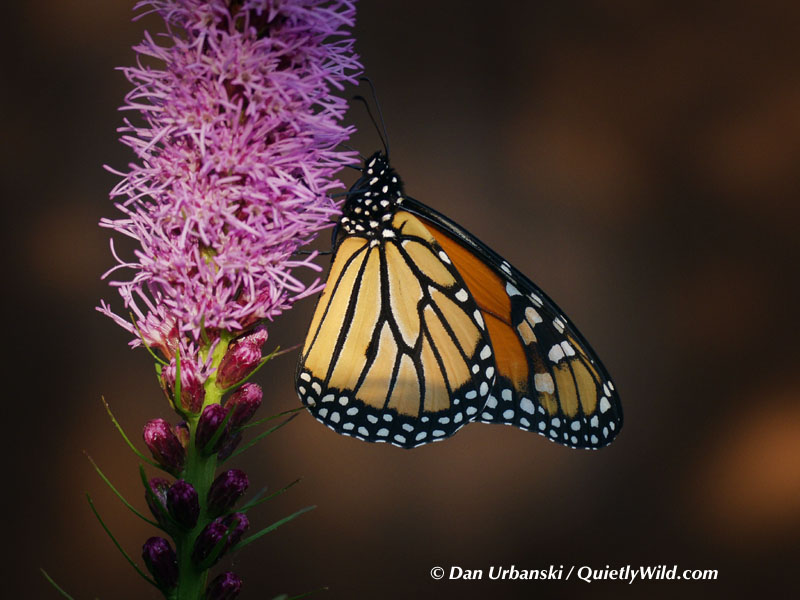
297;208;496;448
405;198;623;449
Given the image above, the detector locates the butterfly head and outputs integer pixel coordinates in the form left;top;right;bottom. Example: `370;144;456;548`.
340;152;405;238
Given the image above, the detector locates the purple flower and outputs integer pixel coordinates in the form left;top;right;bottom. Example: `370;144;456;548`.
216;339;264;389
196;404;230;453
162;356;206;413
98;0;363;368
143;419;185;474
145;477;171;526
205;571;243;600
224;383;263;428
207;470;250;517
192;513;250;567
174;421;190;449
167;480;200;529
142;536;178;589
217;431;243;462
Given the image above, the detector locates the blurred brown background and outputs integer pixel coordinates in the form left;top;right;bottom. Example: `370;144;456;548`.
5;1;800;598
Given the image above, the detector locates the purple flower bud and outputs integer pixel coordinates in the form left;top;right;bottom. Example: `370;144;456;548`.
143;419;185;474
191;513;248;567
205;572;243;600
224;383;262;428
145;478;171;526
163;357;206;413
222;512;249;548
167;480;200;529
142;537;178;590
196;404;229;453
216;341;263;389
241;326;268;347
207;470;249;517
175;421;190;449
216;431;242;461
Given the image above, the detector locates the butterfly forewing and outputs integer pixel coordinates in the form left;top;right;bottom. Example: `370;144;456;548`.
296;209;496;448
410;201;623;449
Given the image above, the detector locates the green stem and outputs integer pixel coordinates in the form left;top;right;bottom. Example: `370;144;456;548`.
173;334;231;600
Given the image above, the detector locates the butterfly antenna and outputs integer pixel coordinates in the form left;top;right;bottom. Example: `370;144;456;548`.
359;77;391;158
353;93;390;159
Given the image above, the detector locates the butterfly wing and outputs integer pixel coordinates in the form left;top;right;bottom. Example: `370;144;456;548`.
403;197;623;449
296;210;496;448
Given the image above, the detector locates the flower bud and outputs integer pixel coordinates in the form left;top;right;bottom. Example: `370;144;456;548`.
145;478;171;526
216;342;262;390
191;513;249;567
142;537;178;590
207;470;249;517
167;480;200;529
175;421;190;449
222;512;249;546
143;419;185;474
205;572;243;600
163;357;205;413
224;383;262;429
216;431;242;461
196;404;229;453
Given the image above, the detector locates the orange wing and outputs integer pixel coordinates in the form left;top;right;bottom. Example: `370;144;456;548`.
417;215;621;449
296;210;496;448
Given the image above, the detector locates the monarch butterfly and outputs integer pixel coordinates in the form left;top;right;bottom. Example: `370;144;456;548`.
296;151;622;449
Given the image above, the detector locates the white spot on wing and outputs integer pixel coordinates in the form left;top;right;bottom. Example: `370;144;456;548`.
520;398;535;414
525;306;542;325
534;373;555;394
548;344;565;363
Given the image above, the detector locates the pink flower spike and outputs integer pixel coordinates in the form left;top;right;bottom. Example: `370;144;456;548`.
98;0;362;377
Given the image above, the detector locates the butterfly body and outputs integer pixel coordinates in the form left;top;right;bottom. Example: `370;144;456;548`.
296;152;622;449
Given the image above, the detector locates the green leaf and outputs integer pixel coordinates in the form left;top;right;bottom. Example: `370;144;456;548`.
86;494;158;589
239;407;305;431
100;396;164;472
39;569;76;600
231;505;315;553
85;453;161;529
240;479;301;513
223;414;298;463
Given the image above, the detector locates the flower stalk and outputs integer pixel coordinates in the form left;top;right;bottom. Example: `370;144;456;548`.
74;0;362;598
